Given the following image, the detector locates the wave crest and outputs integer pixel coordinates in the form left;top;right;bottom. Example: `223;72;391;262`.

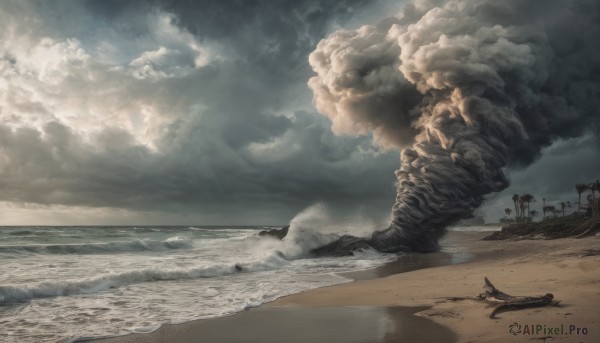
0;236;193;255
0;251;289;304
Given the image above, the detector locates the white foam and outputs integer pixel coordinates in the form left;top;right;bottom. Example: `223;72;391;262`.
0;263;237;303
131;324;161;333
0;226;393;343
0;236;194;255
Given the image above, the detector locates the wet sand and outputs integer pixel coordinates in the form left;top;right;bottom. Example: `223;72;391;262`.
89;231;600;343
342;230;483;281
89;306;455;343
272;233;600;342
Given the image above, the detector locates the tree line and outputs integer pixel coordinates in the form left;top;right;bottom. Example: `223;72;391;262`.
504;180;599;222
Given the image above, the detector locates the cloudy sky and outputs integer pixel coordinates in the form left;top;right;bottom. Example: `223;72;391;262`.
0;0;598;226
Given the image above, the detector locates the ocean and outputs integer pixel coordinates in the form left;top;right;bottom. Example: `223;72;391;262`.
0;226;397;343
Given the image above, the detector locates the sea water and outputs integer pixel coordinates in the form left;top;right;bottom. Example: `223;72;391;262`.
0;226;396;342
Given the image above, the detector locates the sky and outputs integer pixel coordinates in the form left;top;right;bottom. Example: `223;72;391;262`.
0;0;598;226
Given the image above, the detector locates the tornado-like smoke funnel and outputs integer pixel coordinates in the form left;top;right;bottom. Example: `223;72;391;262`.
309;0;600;254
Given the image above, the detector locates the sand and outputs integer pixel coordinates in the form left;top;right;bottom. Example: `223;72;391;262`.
272;232;600;342
91;231;600;343
89;306;455;343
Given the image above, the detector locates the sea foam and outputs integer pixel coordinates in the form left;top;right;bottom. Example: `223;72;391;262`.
0;251;289;304
0;236;193;255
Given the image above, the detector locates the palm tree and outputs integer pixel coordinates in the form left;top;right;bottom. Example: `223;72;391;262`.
560;202;566;217
504;208;512;220
544;205;556;218
587;194;593;211
519;196;527;221
576;184;589;216
512;194;520;221
530;210;538;222
591;180;599;200
592;180;600;221
542;198;546;220
521;194;534;219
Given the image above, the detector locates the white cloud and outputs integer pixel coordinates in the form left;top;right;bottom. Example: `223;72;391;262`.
0;0;420;226
127;12;217;80
0;10;216;150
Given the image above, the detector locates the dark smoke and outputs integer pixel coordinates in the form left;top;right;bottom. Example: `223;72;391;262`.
309;0;600;254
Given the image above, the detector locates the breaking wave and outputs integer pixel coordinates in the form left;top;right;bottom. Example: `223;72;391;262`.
0;236;193;255
0;251;288;304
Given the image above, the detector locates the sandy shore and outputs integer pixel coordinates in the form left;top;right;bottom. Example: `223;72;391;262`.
89;306;455;343
91;231;600;343
272;232;600;342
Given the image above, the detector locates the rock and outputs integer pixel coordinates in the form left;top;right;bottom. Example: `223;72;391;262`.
310;235;373;257
310;225;441;257
258;225;289;240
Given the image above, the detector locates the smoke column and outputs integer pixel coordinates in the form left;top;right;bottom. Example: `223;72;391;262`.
309;0;600;253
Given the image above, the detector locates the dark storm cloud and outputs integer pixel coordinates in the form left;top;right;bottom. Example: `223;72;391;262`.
515;137;600;200
309;0;600;251
0;0;401;224
0;114;397;216
83;0;372;67
2;0;597;229
482;134;600;221
150;0;379;98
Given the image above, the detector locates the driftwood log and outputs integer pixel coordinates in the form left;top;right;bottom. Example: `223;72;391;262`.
478;277;560;318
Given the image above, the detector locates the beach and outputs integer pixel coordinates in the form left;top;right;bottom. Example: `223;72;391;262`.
91;231;600;343
0;226;397;342
3;1;599;342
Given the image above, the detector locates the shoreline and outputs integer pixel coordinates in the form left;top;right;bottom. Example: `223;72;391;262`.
88;231;599;343
339;230;488;281
87;306;456;343
271;233;600;342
